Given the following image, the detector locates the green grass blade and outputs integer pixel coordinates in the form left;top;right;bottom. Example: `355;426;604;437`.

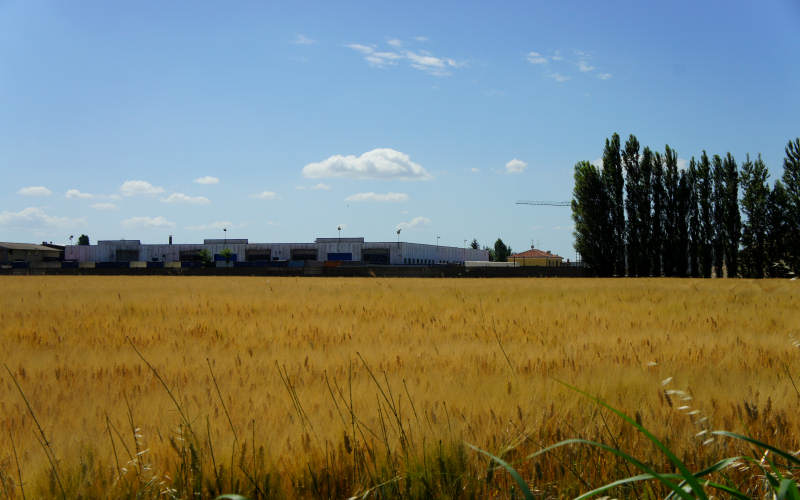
665;457;746;500
467;443;534;500
777;479;800;500
553;378;708;499
712;431;800;466
529;438;694;500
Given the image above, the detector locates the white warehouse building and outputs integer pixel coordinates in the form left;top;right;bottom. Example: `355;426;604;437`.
65;237;489;265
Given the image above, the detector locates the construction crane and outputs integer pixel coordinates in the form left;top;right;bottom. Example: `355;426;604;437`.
515;200;570;206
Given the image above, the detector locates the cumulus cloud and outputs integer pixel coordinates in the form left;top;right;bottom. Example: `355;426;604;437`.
598;73;612;80
396;216;431;231
122;216;175;228
303;148;431;181
90;202;118;211
527;51;547;64
194;176;219;185
345;192;409;202
17;186;52;196
387;38;403;47
0;207;85;228
547;72;570;83
578;61;595;72
161;193;211;205
292;34;315;45
66;189;94;199
346;42;462;76
505;158;528;174
120;180;164;197
252;191;278;200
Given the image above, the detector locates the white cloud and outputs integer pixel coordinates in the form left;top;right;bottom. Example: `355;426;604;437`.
547;72;570;83
194;176;219;185
252;191;278;200
592;157;603;168
678;158;689;171
396;216;431;231
578;61;595;72
0;207;85;228
292;34;315;45
527;51;547;64
66;189;94;199
505;158;528;174
120;180;164;197
414;36;428;42
470;168;480;173
17;186;52;196
387;38;403;47
185;221;233;231
122;216;175;228
90;202;118;211
311;183;331;190
598;73;612;80
346;42;462;76
302;148;431;180
345;192;409;202
161;193;211;205
551;50;563;61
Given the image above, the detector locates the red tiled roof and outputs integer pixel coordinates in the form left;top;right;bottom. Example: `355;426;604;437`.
509;248;563;259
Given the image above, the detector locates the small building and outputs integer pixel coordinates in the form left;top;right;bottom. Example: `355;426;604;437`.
0;242;62;266
508;247;564;267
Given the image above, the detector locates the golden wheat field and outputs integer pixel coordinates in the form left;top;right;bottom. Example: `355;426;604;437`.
0;276;798;499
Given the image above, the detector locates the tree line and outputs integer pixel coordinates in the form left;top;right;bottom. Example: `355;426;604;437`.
572;135;800;278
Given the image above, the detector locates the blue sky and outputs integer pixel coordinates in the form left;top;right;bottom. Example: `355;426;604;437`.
2;0;798;258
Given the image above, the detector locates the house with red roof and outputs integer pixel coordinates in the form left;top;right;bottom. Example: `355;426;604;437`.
508;247;564;267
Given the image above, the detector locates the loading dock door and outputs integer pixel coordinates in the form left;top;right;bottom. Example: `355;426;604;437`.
115;249;140;262
362;248;389;265
290;248;318;261
327;252;352;261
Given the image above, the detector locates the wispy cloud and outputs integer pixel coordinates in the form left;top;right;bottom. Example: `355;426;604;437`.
527;51;547;64
122;216;175;228
292;34;315;45
66;189;93;199
505;158;527;174
470;168;480;173
185;221;234;231
311;183;331;190
0;207;85;227
194;176;219;185
251;191;279;200
414;36;428;42
90;202;118;211
303;148;432;181
547;72;570;83
161;193;210;205
346;40;463;76
551;50;563;61
578;61;595;72
396;216;431;231
598;73;612;80
17;186;52;196
120;180;164;197
345;192;409;202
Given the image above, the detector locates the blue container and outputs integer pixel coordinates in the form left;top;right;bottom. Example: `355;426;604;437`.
326;252;353;261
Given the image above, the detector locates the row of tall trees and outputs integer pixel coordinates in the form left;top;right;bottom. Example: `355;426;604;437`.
572;135;800;277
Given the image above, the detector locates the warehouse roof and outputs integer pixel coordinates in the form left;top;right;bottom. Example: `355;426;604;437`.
509;248;563;259
0;242;62;252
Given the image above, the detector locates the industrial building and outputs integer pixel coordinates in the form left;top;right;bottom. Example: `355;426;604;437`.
64;237;489;266
1;242;63;267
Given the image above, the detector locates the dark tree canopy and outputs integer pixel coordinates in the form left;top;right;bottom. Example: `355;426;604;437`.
78;234;90;245
572;161;613;276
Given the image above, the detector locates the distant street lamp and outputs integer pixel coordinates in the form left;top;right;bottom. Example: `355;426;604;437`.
436;235;440;264
223;227;227;245
338;225;342;251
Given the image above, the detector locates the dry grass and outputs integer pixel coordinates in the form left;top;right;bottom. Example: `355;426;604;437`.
0;276;798;498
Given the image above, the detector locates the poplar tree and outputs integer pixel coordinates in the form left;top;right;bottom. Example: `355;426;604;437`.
766;180;791;276
602;134;625;275
712;154;725;277
723;153;741;277
687;158;701;277
676;170;691;277
663;145;680;276
623;135;642;276
638;147;653;276
697;151;714;277
740;154;770;278
651;152;665;276
572;161;613;276
782;138;800;274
